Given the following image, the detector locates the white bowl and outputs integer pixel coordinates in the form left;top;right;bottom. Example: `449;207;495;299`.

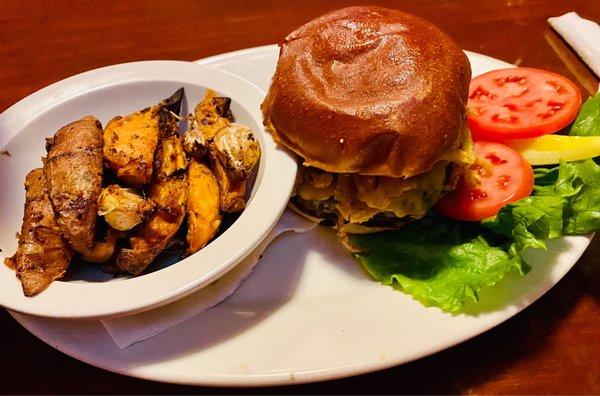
0;61;297;319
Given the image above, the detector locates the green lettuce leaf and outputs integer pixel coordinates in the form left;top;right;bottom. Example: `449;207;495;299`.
570;93;600;137
482;196;565;264
533;166;559;186
535;160;600;234
352;158;600;313
352;216;519;312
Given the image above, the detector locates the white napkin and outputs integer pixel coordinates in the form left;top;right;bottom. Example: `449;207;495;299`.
101;210;316;349
548;12;600;77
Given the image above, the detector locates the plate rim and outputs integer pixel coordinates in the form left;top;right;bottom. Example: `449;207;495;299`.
0;60;297;319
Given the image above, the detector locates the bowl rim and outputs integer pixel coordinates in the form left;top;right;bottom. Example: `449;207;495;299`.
0;60;297;319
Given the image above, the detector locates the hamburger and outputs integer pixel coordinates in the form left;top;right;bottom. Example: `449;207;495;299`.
262;6;473;235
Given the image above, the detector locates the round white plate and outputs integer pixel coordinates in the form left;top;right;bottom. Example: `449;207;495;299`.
9;46;593;386
0;60;297;319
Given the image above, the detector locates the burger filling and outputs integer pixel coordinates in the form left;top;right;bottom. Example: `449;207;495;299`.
289;128;474;233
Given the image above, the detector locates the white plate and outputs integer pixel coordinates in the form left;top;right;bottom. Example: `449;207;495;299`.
0;60;297;319
9;46;593;386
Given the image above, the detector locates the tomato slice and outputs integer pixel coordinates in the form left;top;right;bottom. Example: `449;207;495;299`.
467;67;581;141
435;141;533;221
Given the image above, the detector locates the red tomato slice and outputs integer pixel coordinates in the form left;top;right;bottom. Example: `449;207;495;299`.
435;141;533;221
467;67;581;141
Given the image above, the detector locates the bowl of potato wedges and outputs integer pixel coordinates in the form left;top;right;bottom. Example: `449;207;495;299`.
0;61;297;319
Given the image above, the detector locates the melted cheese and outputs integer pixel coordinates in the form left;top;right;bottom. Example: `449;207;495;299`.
296;167;336;201
295;127;474;225
334;161;448;223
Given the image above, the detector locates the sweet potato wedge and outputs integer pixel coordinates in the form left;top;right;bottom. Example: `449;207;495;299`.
115;135;188;275
103;88;183;187
186;159;222;254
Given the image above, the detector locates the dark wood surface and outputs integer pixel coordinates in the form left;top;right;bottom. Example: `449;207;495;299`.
1;0;599;394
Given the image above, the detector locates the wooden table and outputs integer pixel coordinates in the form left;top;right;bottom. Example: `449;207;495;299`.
1;0;599;394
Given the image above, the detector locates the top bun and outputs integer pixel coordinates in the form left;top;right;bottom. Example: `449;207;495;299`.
262;6;471;178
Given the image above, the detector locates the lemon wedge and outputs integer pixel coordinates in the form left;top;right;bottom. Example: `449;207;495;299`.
505;135;600;165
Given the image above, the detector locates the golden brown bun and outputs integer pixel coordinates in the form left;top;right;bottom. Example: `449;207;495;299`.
262;6;471;178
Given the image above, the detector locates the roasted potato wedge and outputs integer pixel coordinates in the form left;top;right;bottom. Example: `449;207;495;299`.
103;88;183;187
5;169;74;296
182;89;233;158
44;116;119;263
115;135;188;275
80;228;121;263
186;159;222;254
44;116;103;253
